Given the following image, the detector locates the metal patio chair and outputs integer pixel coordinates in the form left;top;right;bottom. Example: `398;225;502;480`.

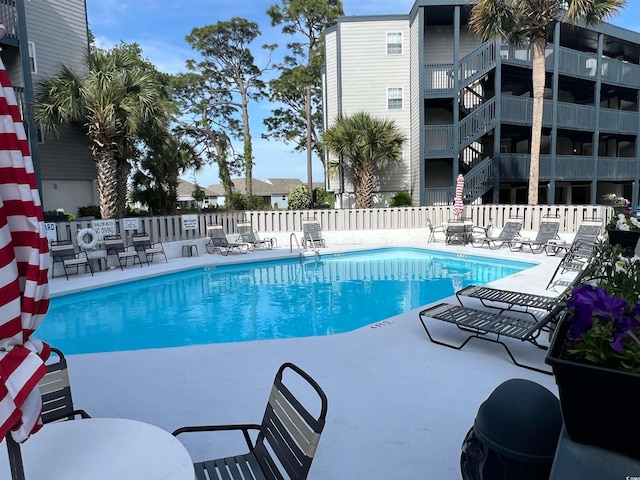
173;362;328;480
38;347;91;423
50;240;93;280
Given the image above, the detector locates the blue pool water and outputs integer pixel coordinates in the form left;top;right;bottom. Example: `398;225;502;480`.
40;248;535;354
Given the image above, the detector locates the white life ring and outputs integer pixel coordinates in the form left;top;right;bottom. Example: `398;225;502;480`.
76;228;98;250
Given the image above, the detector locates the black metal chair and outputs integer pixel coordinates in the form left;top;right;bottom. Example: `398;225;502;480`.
173;363;328;480
38;347;91;423
104;234;141;269
50;240;93;280
131;233;168;265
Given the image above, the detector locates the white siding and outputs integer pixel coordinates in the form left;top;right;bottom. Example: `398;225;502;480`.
338;19;411;197
26;0;94;186
324;30;340;193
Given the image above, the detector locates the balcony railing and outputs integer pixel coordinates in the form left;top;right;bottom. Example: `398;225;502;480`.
424;64;454;95
501;43;640;88
501;95;638;133
500;153;638;181
0;0;17;38
424;125;454;157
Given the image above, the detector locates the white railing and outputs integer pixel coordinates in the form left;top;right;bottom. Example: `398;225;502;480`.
49;205;611;244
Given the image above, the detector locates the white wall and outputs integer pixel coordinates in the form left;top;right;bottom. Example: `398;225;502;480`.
42;179;98;214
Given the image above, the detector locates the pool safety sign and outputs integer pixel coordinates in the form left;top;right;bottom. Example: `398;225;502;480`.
181;214;198;231
123;217;140;231
90;219;117;241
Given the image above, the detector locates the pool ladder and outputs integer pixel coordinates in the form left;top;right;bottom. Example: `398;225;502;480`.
290;232;320;263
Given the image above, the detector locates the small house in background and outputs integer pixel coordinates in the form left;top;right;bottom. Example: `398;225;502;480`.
180;177;324;209
176;180;219;210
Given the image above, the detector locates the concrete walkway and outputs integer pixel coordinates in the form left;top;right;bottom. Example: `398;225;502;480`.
48;235;571;479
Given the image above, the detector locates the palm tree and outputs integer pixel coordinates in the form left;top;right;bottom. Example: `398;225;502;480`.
34;46;168;218
470;0;625;205
323;112;405;208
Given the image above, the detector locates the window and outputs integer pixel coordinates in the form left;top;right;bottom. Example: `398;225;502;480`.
28;41;37;74
386;32;402;55
387;87;403;110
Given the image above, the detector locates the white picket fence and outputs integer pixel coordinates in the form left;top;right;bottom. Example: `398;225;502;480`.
47;204;610;245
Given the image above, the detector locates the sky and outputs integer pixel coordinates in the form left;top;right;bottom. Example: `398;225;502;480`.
86;0;640;189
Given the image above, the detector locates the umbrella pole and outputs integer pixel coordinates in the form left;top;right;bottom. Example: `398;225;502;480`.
5;434;26;480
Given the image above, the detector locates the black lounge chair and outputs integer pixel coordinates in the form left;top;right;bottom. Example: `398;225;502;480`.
173;362;328;480
205;224;249;255
418;303;566;374
38;347;91;423
302;218;326;249
237;222;273;250
510;216;561;253
471;218;522;250
545;239;598;290
456;285;561;321
50;240;93;280
544;218;602;256
132;233;168;265
104;234;141;269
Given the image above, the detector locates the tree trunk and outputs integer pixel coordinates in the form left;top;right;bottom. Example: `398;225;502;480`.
115;158;131;219
94;148;119;219
306;84;313;205
354;162;374;209
241;91;253;197
529;36;546;206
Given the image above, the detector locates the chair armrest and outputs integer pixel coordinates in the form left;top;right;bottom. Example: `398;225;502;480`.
172;423;261;450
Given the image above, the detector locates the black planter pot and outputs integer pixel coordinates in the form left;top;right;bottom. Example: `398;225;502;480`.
545;316;640;459
606;228;640;257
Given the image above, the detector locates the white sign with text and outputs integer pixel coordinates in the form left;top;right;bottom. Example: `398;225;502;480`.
123;217;140;231
181;214;198;231
44;222;57;244
90;219;117;241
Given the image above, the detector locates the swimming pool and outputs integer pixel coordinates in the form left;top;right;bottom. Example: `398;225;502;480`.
40;248;535;354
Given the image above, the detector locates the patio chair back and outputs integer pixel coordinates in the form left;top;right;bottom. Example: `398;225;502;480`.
207;224;230;245
253;363;328;479
572;219;602;253
173;362;328;480
497;219;522;241
302;218;325;248
237;222;258;243
535;217;561;242
38;347;91;423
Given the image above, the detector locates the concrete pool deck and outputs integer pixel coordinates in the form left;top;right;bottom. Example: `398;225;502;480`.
46;235;576;479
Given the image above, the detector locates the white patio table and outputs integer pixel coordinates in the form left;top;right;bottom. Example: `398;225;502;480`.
1;418;194;480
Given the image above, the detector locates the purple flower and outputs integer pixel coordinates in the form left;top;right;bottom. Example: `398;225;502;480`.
566;285;628;340
610;316;640;352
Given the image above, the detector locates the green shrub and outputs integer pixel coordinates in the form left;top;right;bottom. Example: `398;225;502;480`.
313;187;334;208
390;191;413;207
77;205;101;219
288;184;311;210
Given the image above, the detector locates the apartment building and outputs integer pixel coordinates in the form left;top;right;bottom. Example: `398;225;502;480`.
323;0;640;207
0;0;93;213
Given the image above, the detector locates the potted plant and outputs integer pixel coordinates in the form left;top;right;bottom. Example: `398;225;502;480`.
603;193;631;213
545;243;640;458
605;198;640;257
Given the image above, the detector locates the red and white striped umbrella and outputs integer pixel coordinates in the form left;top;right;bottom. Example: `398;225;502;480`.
0;49;50;444
452;173;465;217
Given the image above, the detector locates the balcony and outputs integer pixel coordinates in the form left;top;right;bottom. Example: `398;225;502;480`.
500;43;640;88
501;95;638;134
500;153;637;181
